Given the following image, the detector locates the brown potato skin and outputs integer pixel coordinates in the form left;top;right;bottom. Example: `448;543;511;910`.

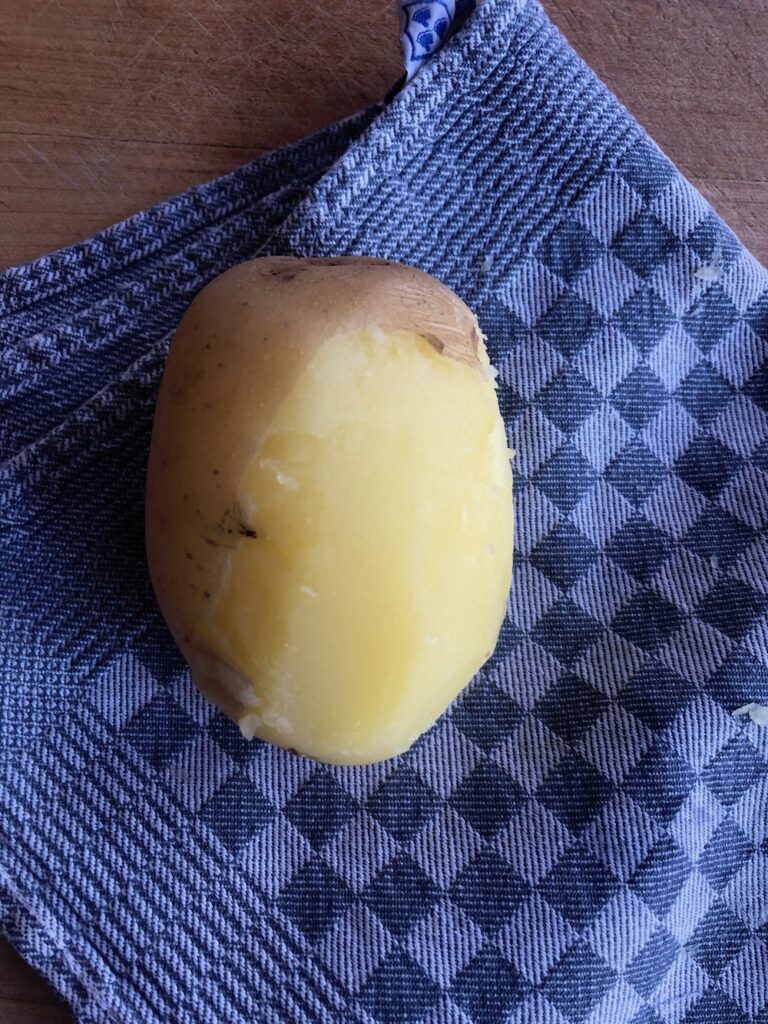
146;257;486;723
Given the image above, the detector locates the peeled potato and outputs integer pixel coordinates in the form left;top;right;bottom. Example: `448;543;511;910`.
146;257;513;764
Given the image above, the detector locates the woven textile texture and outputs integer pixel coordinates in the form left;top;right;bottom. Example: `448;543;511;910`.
2;1;768;1021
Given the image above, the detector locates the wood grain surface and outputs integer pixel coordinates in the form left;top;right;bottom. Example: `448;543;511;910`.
0;1;766;1020
0;0;402;269
0;939;72;1023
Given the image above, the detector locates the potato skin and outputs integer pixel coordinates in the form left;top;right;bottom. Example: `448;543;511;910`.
146;257;509;761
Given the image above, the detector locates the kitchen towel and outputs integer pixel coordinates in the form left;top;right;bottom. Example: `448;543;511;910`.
2;1;767;1021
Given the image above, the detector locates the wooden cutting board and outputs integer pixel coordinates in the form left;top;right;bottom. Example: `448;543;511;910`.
0;1;766;1020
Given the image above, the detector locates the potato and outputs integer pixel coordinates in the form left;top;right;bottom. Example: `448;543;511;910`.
146;257;513;764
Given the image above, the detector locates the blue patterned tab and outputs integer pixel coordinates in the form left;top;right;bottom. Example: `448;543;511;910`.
400;0;477;79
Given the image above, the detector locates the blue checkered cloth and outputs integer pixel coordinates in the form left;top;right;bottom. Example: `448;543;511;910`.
2;1;768;1021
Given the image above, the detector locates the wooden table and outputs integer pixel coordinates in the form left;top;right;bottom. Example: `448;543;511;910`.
0;1;766;1020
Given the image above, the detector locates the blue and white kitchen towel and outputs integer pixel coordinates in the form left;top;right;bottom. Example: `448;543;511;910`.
2;1;767;1021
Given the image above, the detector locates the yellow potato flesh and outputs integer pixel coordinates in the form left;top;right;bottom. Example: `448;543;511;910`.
195;327;513;763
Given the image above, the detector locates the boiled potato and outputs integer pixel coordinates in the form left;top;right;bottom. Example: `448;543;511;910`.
146;257;513;764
